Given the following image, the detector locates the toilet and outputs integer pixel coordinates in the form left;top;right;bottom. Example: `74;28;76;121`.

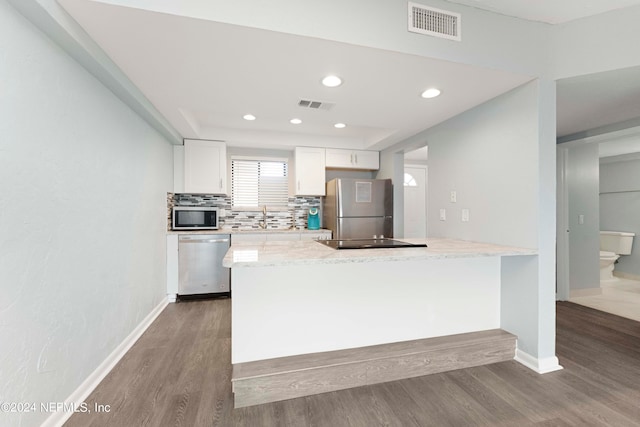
599;231;635;282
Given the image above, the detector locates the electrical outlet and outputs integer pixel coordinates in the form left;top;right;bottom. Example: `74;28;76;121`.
450;191;457;203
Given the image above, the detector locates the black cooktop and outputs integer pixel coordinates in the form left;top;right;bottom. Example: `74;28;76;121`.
317;238;428;250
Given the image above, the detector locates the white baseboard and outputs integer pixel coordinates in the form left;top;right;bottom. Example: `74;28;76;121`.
569;287;602;298
514;349;563;374
42;297;169;427
614;271;640;281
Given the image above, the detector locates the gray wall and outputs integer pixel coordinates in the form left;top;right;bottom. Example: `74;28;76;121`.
600;155;640;277
0;3;173;426
565;143;601;291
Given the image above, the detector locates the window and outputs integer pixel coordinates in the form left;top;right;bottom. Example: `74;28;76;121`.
404;172;417;187
231;158;289;207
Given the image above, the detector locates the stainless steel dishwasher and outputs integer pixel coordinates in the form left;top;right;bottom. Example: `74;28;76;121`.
178;234;231;298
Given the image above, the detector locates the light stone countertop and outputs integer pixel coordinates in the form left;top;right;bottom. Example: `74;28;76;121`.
222;238;537;268
167;228;331;235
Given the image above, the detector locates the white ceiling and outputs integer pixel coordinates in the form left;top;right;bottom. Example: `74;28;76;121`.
557;65;640;157
58;0;640;155
58;0;532;150
446;0;640;24
599;134;640;158
557;66;640;137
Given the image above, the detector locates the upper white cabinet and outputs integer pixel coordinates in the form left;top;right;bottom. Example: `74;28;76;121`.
325;148;379;170
183;139;227;195
294;147;325;196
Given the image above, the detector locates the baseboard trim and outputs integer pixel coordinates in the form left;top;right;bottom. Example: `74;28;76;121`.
42;297;169;427
613;271;640;281
515;349;563;374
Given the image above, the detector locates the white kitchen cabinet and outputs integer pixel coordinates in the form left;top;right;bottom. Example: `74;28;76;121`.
325;148;379;170
184;139;227;194
294;147;325;196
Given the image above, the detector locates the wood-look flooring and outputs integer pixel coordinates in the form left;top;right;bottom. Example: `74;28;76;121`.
233;329;516;407
65;300;640;427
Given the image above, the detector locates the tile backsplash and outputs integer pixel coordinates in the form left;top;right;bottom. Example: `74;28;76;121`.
167;193;321;231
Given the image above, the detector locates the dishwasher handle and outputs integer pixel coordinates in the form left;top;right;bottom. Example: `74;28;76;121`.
179;237;230;244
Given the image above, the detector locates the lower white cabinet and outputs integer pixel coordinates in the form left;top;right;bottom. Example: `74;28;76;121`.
325;148;379;170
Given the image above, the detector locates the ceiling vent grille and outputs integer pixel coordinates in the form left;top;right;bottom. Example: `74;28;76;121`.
298;99;335;111
408;2;461;41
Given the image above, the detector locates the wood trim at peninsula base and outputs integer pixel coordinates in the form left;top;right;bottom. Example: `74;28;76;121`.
232;329;516;408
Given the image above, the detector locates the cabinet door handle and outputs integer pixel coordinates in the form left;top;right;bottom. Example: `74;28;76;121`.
350;154;353;164
298;180;300;190
219;178;222;190
354;154;358;164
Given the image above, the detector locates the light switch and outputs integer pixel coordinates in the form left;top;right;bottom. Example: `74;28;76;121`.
578;214;584;225
450;191;457;203
462;209;470;222
439;209;446;221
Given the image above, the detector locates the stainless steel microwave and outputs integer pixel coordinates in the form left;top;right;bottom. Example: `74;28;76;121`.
172;206;219;230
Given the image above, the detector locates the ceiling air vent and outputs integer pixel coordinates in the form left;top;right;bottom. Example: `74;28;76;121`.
298;99;335;111
408;2;461;41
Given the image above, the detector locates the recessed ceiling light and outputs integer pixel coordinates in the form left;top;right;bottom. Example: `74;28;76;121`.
290;118;302;124
322;75;343;87
243;114;256;121
334;123;346;129
421;88;441;99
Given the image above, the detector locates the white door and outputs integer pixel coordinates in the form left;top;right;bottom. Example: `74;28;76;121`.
404;166;427;238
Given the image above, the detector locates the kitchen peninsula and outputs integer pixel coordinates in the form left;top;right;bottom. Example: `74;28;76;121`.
224;238;539;407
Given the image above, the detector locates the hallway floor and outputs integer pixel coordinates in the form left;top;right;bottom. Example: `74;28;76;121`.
570;277;640;322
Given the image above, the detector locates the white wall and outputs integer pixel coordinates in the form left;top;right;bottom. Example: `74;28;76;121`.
426;82;539;248
600;155;640;277
0;2;173;426
380;81;559;367
565;143;601;291
423;80;558;364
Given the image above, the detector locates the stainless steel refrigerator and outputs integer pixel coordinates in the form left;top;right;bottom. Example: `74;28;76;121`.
323;178;393;239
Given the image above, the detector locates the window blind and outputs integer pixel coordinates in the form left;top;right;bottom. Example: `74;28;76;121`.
231;159;289;207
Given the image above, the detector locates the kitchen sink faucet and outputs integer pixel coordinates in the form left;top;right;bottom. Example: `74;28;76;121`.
259;205;267;229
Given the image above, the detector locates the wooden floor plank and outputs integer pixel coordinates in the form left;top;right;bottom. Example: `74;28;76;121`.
65;300;640;427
